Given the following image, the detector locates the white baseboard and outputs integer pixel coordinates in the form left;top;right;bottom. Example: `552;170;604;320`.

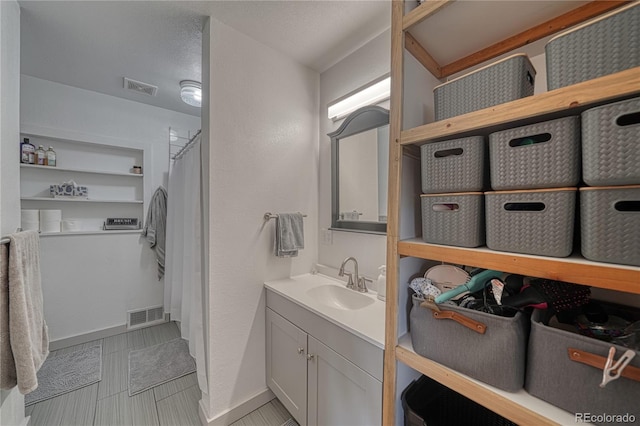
48;324;128;351
199;388;275;426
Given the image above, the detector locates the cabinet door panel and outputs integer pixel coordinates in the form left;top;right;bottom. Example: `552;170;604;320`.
307;336;382;426
266;308;308;426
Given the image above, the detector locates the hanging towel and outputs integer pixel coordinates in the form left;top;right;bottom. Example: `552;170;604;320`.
143;186;168;279
0;231;49;394
275;213;304;258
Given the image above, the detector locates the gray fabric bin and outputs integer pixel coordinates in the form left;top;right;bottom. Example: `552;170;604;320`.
526;309;640;425
582;97;640;186
434;54;535;121
546;2;640;90
410;295;529;392
485;188;576;257
421;136;486;194
489;116;580;190
580;186;640;267
421;192;484;247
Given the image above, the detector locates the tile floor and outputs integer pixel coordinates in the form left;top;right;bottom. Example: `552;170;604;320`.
25;321;295;426
25;322;200;426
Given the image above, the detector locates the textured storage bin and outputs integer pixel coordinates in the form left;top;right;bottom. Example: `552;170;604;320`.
485;188;576;257
421;192;484;247
49;183;88;198
546;2;640;90
526;309;640;425
582;97;640;186
434;54;535;121
489;116;580;190
410;295;529;392
580;185;640;266
402;375;517;426
421;136;486;194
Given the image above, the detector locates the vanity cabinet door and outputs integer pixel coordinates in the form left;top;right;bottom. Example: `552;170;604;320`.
266;308;308;426
307;336;382;426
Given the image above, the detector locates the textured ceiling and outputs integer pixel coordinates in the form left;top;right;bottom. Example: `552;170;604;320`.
19;1;391;117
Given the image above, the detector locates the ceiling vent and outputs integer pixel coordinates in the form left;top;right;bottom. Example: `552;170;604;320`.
124;77;158;97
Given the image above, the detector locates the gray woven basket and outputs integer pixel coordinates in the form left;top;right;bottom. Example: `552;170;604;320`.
421;136;486;194
580;186;640;266
526;309;640;424
546;2;640;90
434;54;536;121
421;193;484;247
485;188;576;257
489;116;580;190
410;294;529;392
582;97;640;186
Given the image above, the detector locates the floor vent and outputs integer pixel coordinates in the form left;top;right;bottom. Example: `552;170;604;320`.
123;77;158;96
127;305;165;329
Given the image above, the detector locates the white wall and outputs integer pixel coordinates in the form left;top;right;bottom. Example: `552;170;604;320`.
0;2;27;425
319;29;390;280
201;17;319;424
20;76;200;342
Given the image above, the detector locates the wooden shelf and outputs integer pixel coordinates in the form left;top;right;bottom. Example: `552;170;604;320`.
21;197;143;204
396;334;580;426
398;239;640;294
20;163;143;177
401;67;640;145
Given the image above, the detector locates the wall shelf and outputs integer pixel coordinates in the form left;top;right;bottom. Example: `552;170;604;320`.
20;163;143;177
39;230;143;237
21;197;143;204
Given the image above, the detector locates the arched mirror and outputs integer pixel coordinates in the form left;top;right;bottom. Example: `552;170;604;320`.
328;105;389;234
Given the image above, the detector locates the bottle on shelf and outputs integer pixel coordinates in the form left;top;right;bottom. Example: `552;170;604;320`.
377;265;386;302
35;145;47;166
20;138;35;164
46;146;57;167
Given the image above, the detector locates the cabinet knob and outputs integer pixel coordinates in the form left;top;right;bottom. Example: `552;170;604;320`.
297;347;304;354
306;354;315;361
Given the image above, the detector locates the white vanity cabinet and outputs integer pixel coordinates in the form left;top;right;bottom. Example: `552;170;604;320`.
266;287;383;426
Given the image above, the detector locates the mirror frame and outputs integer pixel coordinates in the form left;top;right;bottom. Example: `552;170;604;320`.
328;105;389;234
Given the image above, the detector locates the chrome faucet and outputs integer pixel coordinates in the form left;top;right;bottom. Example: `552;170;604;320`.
338;257;368;293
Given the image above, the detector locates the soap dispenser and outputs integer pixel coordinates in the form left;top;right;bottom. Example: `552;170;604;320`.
377;265;386;302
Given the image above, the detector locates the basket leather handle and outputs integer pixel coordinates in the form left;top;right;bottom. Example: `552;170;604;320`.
568;348;640;382
432;310;486;334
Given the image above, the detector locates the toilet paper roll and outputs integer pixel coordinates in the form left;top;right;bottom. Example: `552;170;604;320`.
40;220;61;233
21;220;40;231
21;209;39;221
40;209;62;222
21;210;40;231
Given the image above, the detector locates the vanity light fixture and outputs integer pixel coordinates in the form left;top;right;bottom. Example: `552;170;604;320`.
180;80;202;107
327;76;390;121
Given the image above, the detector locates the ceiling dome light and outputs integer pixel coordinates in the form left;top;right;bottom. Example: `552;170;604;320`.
180;80;202;107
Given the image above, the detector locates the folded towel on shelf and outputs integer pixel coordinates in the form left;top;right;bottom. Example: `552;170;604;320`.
275;213;304;258
0;231;49;394
143;186;168;279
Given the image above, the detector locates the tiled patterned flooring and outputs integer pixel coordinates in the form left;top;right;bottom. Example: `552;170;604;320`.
25;322;202;426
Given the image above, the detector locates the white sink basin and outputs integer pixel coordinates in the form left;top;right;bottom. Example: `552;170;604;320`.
306;284;375;310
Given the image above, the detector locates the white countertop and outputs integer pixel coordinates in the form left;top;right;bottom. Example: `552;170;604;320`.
264;273;386;349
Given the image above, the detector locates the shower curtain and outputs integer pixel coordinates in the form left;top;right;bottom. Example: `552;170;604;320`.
165;134;207;394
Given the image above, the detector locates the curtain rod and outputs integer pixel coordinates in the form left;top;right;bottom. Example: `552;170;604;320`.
171;129;202;161
1;237;9;245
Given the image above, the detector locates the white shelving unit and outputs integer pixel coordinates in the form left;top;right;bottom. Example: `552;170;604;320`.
383;2;640;425
20;132;144;233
